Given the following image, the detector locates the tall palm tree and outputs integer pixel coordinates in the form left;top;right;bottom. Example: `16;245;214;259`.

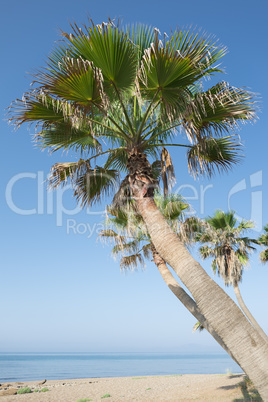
196;210;268;342
258;224;268;263
100;194;236;360
9;20;268;396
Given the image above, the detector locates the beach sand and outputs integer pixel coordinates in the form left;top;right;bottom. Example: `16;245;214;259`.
0;373;246;401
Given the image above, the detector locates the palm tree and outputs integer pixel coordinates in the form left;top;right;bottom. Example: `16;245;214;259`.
9;20;268;396
196;210;268;342
258;224;268;263
100;194;236;360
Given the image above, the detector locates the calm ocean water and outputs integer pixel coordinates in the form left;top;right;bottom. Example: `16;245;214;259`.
0;353;242;382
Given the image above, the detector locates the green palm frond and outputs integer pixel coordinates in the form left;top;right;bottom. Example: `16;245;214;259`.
66;20;137;93
206;210;237;230
155;193;189;222
124;24;155;67
183;82;256;142
258;225;268;246
36;121;102;153
199;245;214;259
104;148;129;172
10;92;72;127
187;136;242;177
36;56;103;106
258;224;268;263
139;29;226;114
74;166;120;207
48;160;120;207
236;249;250;266
260;249;268;263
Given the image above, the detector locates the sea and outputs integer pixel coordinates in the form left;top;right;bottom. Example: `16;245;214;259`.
0;353;242;382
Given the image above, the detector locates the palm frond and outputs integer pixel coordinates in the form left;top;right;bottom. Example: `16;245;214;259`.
258;225;268;263
120;253;145;271
142;243;152;259
124;24;155;67
48;160;120;207
112;240;140;255
35;56;103;106
9;92;73;128
182;82;256;142
139;28;226;115
260;249;268;264
187;136;242;178
36;120;102;153
66;20;137;94
104;148;128;172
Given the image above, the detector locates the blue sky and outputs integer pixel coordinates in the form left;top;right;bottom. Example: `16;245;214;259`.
1;0;268;354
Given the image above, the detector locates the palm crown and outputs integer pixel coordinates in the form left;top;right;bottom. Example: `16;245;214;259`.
9;20;255;207
196;210;257;285
195;210;268;342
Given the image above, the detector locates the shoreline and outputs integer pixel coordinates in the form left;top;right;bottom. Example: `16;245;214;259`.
0;373;246;401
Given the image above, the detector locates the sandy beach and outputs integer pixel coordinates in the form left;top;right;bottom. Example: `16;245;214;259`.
0;373;247;401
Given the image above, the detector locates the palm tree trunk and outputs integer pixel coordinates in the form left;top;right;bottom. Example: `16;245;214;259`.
233;282;268;343
132;192;268;399
152;247;238;363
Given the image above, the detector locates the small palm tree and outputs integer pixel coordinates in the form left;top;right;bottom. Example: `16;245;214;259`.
258;224;268;263
100;192;189;270
196;210;268;342
100;194;234;358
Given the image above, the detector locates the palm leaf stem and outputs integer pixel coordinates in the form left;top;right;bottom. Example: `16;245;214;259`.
133;96;137;128
136;90;160;141
146;142;191;149
139;101;162;134
93;102;132;143
87;146;126;163
112;82;135;137
88;118;128;138
141;122;181;142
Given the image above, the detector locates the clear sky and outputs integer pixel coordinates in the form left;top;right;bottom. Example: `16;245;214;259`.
1;0;268;354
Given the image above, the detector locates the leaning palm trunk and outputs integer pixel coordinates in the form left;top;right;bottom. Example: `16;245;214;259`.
152;247;238;363
233;282;268;343
129;167;268;398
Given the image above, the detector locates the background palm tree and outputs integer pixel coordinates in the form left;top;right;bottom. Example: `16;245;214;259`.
195;210;268;342
258;224;268;263
9;20;268;396
100;194;235;359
